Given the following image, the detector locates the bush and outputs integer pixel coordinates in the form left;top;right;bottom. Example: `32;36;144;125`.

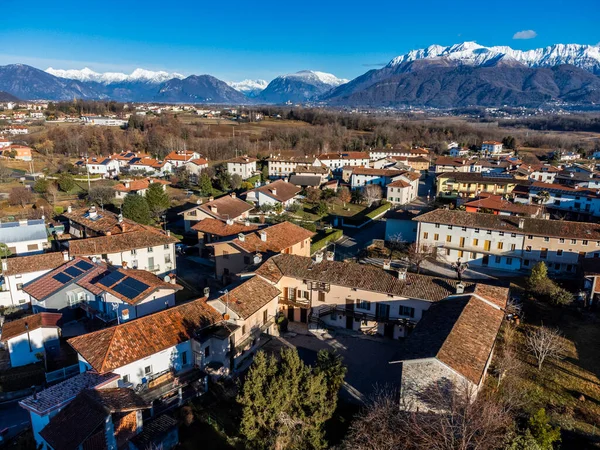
549;286;574;306
33;178;49;194
300;222;317;232
57;173;75;192
310;228;343;254
365;201;391;220
53;206;64;215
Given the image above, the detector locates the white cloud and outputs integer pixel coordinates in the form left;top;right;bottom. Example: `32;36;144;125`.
513;30;537;40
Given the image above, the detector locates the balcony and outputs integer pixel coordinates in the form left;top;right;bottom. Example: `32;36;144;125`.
315;305;417;327
145;264;161;273
279;296;310;309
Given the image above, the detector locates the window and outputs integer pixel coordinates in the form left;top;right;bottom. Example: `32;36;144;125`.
400;306;415;318
462;227;467;232
459;237;465;248
435;223;440;229
571;239;577;245
16;283;23;291
557;249;563;256
242;325;246;335
434;234;439;241
165;254;171;264
164;244;170;250
27;244;38;251
499;232;504;237
540;248;548;259
144;366;152;375
446;248;451;256
495;256;501;263
487;230;492;235
318;291;325;302
131;249;137;255
358;300;371;310
473;238;479;246
506;257;513;265
555;263;561;270
205;346;210;357
528;235;533;240
559;238;565;244
148;247;154;253
182;351;188;365
122;375;130;384
474;228;480;233
423;232;429;239
511;244;516;251
263;309;268;324
446;235;452;243
566;265;573;272
301;240;305;249
526;246;532;252
448;225;453;230
544;237;549;242
583;240;589;246
524;259;530;267
497;242;503;250
511;233;516;238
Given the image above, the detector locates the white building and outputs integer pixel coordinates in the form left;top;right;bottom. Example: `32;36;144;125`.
512;182;600;217
449;147;470;157
245;179;301;209
0;219;49;256
164;150;202;168
368;148;429;161
434;157;482;173
184;158;209;179
129;158;173;176
349;167;405;189
0;138;12;148
81;116;127;127
480;141;504;157
267;155;322;179
0;252;67;308
318;152;370;174
77;157;120;178
386;173;420;205
1;312;62;367
227;156;258;180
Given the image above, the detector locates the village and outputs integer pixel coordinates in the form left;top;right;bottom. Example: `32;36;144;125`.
0;100;599;449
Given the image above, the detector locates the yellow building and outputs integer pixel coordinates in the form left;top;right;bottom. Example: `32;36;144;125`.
436;172;518;199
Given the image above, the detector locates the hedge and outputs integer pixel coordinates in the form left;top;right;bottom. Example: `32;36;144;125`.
365;201;391;220
310;228;343;254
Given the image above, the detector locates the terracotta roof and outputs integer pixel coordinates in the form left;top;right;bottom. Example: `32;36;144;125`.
183;195;252;221
351;167;404;177
463;196;541;215
525;181;600;198
250;180;301;203
68;297;222;373
294;165;329;174
19;371;119;415
113;178;169;192
130;415;178;450
435;157;477;167
393;156;430;163
219;276;281;319
387;179;410;188
401;295;505;385
517;164;561;174
318;152;369;161
256;254;508;303
1;312;62;341
3;252;66;276
131;157;168;169
165;151;198;161
188;158;208;166
23;257;104;301
63;207;144;236
191;218;259;237
414;209;600;240
229;222;315;254
39;388;149;450
68;228;178;256
228;156;257;164
483;140;503;145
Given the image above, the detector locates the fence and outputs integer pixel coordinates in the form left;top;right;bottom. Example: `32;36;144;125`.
45;364;80;384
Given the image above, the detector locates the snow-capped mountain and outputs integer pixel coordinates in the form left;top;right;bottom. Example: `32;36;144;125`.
255;70;348;103
227;79;269;97
46;67;185;84
387;42;600;74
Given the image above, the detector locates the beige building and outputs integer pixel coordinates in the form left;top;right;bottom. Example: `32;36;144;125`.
436;172;518;199
179;194;253;231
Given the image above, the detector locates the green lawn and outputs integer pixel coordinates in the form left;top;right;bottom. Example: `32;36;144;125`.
328;200;366;217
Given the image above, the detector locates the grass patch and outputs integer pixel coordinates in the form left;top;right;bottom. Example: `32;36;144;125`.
311;228;343;254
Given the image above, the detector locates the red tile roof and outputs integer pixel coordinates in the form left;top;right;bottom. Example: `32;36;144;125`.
63;207;145;236
227;156;257;164
182;195;253;221
191;218;259;237
188;158;208;166
229;222;315;254
249;180;301;203
1;312;62;341
68;227;178;256
113;178;169;193
351;167;404;177
218;276;281;319
68;297;222;373
318;152;369;161
3;252;66;276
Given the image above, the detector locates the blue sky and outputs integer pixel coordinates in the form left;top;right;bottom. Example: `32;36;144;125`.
0;0;598;82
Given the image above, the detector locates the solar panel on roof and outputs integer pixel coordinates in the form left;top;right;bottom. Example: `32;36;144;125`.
64;267;83;278
112;283;140;300
120;278;149;293
98;271;126;288
75;261;93;271
53;273;72;283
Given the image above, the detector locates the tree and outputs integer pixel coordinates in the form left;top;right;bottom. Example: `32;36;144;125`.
502;136;517;150
261;165;269;182
0;243;12;258
362;184;382;207
173;167;191;190
33;178;49;194
87;185;114;209
46;182;58;205
122;194;151;225
145;182;170;221
549;286;574;306
57;173;75;193
337;186;351;207
9;186;33;208
199;172;213;196
407;243;436;274
527;409;561;450
315;201;328;217
306;187;322;204
231;173;243;190
314;350;346;408
216;170;231;191
238;348;343;450
0;164;12;182
527;262;548;291
494;346;521;388
525;326;566;371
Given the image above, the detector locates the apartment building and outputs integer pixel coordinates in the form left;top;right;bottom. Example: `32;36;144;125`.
349;167;406;189
226;156;258;180
414;209;600;274
449;147;470;157
318;152;370;174
436;172;518;199
267;155;322;179
386;173;420;205
480;141;505;158
513;163;560;183
76;157;120;178
368;147;429;161
434;157;482;173
512;182;600;217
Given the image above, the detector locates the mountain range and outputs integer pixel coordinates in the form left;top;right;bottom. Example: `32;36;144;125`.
0;42;599;108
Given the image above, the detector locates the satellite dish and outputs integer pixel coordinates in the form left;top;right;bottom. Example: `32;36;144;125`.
91;256;98;264
163;275;171;283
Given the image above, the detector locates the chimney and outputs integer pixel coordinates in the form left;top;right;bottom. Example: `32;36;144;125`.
271;188;277;196
62;251;69;262
383;260;391;270
1;260;7;272
169;274;176;284
122;261;128;269
124;181;130;189
244;220;250;227
230;192;236;198
238;233;245;242
518;218;525;229
326;251;334;261
210;205;218;214
67;205;72;213
88;206;98;219
397;269;407;280
314;252;324;263
456;283;465;294
209;196;214;202
259;230;267;242
226;219;233;226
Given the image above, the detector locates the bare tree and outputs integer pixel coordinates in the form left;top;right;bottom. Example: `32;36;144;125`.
306;187;321;204
525;325;567;371
46;183;58;205
0;164;12;182
493;346;521;388
407;243;436;274
362;184;382;207
337;186;351;207
9;186;33;208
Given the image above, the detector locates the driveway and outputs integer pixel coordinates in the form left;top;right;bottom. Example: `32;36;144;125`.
263;332;404;404
336;220;386;259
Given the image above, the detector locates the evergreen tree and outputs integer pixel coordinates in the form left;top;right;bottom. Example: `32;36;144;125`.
33;178;49;194
57;173;75;193
122;194;151;225
527;409;561;450
315;350;346;408
199;172;213;196
145;182;170;221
